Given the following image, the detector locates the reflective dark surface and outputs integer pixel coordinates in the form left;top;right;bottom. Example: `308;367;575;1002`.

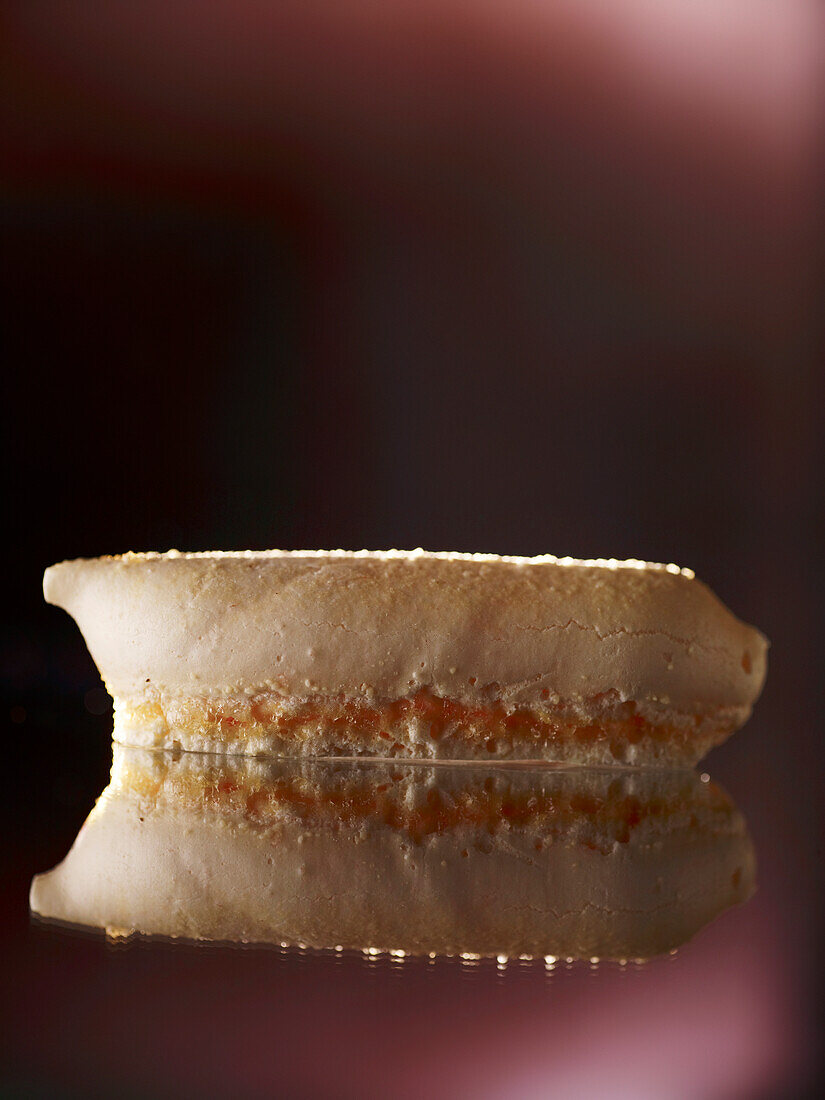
3;709;822;1098
30;749;755;961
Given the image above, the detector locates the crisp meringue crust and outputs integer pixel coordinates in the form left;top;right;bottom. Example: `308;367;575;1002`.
43;549;767;762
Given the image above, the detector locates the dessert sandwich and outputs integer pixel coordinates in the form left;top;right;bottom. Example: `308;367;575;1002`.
43;550;767;765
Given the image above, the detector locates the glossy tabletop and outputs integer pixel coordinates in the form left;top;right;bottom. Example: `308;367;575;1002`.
3;706;821;1099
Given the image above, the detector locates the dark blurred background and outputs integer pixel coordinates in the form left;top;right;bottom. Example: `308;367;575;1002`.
1;2;821;1096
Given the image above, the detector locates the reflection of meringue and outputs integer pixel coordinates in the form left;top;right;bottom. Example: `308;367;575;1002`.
30;749;755;960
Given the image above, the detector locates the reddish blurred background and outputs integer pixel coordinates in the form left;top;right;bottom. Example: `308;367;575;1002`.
1;2;822;1096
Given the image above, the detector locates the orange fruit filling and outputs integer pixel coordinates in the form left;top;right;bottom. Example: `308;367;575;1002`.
129;688;707;752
